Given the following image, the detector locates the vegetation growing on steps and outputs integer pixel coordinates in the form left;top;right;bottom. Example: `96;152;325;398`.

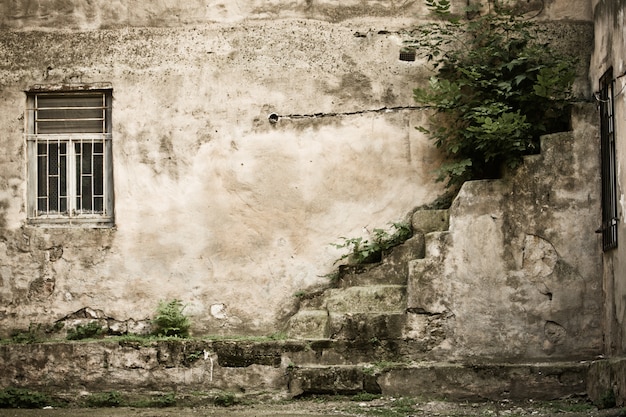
332;222;412;266
411;0;576;188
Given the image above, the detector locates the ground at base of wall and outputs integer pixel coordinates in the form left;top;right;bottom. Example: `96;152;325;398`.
0;397;625;417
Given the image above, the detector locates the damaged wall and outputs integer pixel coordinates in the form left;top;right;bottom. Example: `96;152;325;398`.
0;0;598;343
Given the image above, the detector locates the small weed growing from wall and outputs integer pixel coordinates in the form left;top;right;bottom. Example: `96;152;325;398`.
0;387;55;408
85;391;124;407
66;322;104;341
411;0;576;187
130;393;177;408
7;322;63;344
152;299;191;338
214;392;239;407
332;222;412;265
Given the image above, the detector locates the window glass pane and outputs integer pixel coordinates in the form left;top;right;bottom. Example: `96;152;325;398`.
37;95;103;108
35;94;105;134
76;142;93;212
94;197;104;212
94;154;104;196
37;108;103;120
37;119;104;134
81;177;93;211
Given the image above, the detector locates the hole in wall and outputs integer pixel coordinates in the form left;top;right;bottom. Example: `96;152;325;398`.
399;48;416;62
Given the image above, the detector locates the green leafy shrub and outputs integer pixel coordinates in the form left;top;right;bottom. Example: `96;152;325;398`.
333;222;412;265
411;0;575;187
5;322;66;345
213;392;238;407
152;299;191;338
66;322;104;341
0;387;54;408
130;393;177;408
85;391;124;407
9;328;41;344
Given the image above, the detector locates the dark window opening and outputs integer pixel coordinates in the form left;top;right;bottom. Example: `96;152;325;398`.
399;48;416;62
599;69;618;251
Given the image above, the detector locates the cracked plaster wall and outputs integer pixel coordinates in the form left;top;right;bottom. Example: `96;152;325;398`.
0;0;596;340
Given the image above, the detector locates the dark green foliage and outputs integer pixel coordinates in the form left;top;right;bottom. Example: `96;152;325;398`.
598;389;617;409
152;299;191;338
66;321;104;341
9;328;41;344
412;0;575;187
85;391;124;407
333;222;412;265
213;392;238;407
130;393;177;408
0;387;54;408
7;322;64;344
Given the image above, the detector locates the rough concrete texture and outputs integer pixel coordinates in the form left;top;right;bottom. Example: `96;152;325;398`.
588;358;626;407
407;103;603;361
0;339;594;403
0;0;591;30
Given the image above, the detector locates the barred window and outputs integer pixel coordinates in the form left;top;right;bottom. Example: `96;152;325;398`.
599;70;618;251
26;88;114;227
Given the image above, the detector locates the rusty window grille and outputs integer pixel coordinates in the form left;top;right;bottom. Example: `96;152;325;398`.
599;69;618;251
26;90;114;227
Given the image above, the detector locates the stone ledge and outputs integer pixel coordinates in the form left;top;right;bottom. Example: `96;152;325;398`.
0;340;594;404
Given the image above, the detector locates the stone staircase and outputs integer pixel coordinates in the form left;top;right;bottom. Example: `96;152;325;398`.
279;103;602;400
286;209;449;344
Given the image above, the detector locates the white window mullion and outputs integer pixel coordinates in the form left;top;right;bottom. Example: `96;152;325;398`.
68;139;77;218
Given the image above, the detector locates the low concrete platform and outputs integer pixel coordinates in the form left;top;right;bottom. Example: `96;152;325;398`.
0;338;607;406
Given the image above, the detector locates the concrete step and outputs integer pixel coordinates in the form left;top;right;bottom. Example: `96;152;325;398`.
412;209;450;234
324;285;407;314
327;312;406;340
0;339;593;404
337;234;425;288
288;361;589;401
286;310;329;339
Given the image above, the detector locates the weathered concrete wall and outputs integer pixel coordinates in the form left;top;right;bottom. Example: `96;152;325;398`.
590;0;626;357
0;339;591;402
407;104;603;361
0;0;592;30
0;0;597;344
0;18;444;337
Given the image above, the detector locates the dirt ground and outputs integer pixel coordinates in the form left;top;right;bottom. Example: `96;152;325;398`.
0;397;625;417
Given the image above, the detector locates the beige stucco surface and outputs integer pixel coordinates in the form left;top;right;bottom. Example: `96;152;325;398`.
0;2;448;336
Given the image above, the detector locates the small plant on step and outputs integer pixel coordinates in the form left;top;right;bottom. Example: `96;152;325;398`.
151;299;191;338
66;321;105;341
411;0;576;187
332;222;412;265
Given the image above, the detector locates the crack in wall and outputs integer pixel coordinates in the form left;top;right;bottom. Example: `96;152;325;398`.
268;105;430;123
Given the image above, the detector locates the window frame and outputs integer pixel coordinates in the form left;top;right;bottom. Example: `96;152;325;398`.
25;85;114;228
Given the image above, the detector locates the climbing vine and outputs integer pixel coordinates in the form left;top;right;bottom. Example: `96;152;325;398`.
411;0;576;187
